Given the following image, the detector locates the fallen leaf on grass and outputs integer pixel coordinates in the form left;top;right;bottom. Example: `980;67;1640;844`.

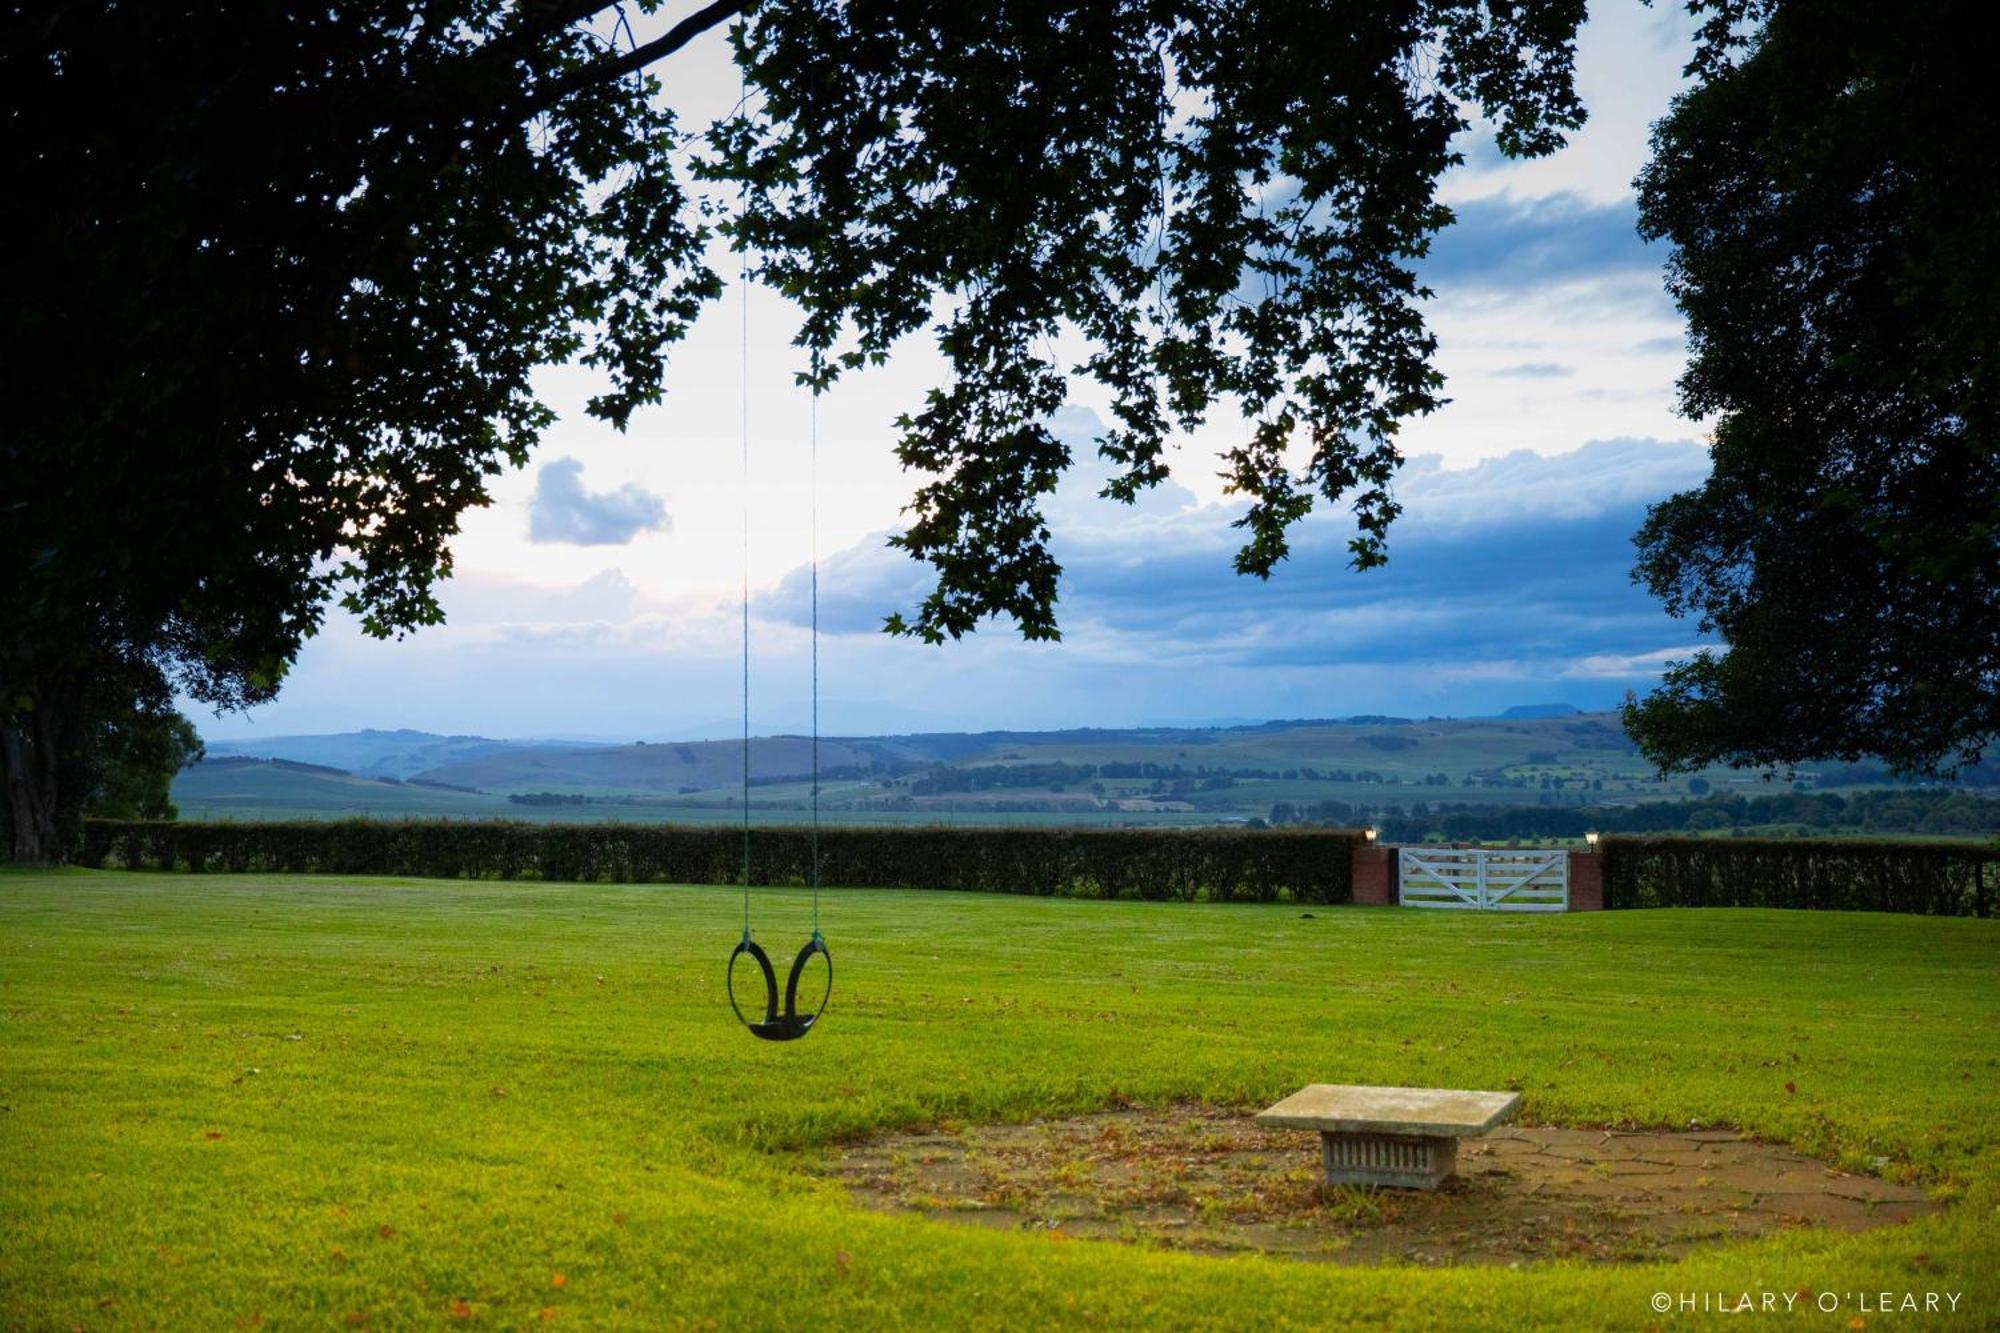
539;1309;555;1323
342;1313;367;1327
377;1225;396;1239
550;1273;567;1289
204;1130;224;1141
834;1251;851;1273
1784;1081;1797;1096
450;1299;472;1319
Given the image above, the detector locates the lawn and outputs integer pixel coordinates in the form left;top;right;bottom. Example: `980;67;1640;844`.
1;868;1995;1329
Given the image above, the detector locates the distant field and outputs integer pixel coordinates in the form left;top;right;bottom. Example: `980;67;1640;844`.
168;763;1208;828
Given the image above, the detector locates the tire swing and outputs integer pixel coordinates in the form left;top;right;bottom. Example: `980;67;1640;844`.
725;250;830;1044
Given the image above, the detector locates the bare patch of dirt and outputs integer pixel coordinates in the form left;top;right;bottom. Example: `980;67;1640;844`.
820;1104;1938;1266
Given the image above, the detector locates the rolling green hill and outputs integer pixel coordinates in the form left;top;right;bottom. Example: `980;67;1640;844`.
414;734;883;794
202;729;612;779
176;712;1995;829
168;757;1201;827
178;713;1700;825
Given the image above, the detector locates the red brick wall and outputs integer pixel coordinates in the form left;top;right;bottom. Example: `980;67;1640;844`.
1568;850;1604;911
1352;845;1395;905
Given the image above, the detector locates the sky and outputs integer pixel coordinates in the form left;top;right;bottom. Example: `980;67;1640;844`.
202;2;1711;743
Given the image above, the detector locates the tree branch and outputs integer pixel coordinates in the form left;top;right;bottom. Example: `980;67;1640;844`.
526;0;753;112
481;0;625;68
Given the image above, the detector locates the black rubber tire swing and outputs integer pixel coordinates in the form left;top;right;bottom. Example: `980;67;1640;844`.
728;931;831;1042
724;210;830;1043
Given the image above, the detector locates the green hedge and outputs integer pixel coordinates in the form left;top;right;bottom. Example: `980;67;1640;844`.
1602;835;1997;916
77;819;1360;904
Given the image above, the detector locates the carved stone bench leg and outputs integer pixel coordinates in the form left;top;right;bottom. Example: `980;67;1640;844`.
1319;1130;1457;1190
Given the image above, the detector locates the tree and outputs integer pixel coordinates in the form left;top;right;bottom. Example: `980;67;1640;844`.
4;1;726;860
1626;0;2000;778
0;652;203;853
74;679;206;823
3;0;1587;860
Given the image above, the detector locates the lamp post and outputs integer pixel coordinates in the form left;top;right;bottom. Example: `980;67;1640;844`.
1364;826;1379;845
1584;830;1600;851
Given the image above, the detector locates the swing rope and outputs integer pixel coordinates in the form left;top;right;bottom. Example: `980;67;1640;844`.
738;126;752;945
726;66;829;1040
809;354;822;938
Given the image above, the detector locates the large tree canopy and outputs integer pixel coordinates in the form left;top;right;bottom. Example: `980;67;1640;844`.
721;0;1585;640
4;0;722;857
1626;0;2000;778
2;0;1586;859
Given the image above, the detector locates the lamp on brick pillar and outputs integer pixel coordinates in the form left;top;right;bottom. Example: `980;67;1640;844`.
1570;832;1605;911
1353;827;1392;905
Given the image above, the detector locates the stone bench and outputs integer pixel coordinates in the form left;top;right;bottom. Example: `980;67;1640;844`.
1255;1084;1521;1190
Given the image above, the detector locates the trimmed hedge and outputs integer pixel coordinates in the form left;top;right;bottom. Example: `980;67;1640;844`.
77;819;1360;904
1602;835;1997;916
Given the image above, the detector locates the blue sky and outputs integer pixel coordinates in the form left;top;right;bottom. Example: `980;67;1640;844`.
201;3;1712;742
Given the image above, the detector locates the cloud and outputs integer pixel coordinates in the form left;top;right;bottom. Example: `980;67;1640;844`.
1422;192;1660;293
760;426;1714;695
208;438;1718;739
1494;361;1574;379
528;457;670;546
439;568;646;627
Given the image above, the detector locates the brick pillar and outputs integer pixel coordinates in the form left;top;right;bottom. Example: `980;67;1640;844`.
1352;844;1396;905
1568;849;1603;911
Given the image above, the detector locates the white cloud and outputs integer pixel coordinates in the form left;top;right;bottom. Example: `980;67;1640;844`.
528;457;671;546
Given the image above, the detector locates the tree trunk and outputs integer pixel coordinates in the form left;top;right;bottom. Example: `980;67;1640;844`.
1;683;67;864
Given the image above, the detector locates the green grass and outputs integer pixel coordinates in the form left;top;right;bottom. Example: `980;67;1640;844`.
2;868;1996;1329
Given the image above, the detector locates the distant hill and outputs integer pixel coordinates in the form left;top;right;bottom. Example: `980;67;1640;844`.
178;711;1999;827
413;735;885;794
185;712;1666;816
203;728;611;779
173;755;501;820
1493;703;1585;720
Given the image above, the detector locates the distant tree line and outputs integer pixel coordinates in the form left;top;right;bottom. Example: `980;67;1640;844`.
1270;788;2000;840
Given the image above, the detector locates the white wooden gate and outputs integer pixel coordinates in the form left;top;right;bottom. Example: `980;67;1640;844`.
1397;847;1569;912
